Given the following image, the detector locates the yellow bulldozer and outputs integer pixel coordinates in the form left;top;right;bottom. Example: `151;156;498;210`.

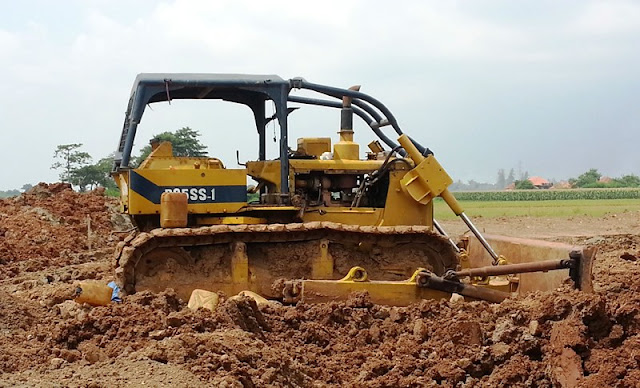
112;74;595;305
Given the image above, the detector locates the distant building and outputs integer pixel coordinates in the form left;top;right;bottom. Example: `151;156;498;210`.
599;176;613;183
528;176;552;189
552;181;572;189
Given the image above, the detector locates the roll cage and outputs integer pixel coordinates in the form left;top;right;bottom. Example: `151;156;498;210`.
115;73;431;194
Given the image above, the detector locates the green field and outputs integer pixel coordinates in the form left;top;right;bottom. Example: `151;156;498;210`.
433;198;640;220
450;188;640;201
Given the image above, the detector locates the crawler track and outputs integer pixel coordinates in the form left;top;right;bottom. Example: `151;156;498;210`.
114;222;459;300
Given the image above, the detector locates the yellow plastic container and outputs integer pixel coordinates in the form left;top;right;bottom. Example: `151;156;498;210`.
160;192;188;228
74;282;113;306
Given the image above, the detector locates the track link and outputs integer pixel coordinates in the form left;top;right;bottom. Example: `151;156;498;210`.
114;222;459;300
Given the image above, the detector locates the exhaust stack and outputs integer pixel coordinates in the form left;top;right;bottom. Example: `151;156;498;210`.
333;85;361;160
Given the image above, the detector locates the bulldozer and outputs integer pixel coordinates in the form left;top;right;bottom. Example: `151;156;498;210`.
112;74;595;305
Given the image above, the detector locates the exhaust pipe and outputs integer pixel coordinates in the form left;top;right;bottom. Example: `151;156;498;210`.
333;85;362;161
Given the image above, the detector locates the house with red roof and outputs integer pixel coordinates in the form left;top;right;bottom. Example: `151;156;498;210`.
528;176;552;189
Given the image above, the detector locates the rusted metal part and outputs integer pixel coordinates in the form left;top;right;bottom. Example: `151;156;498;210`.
453;258;575;278
415;271;510;303
114;222;458;298
569;247;596;292
452;248;596;293
342;85;361;108
464;234;597;294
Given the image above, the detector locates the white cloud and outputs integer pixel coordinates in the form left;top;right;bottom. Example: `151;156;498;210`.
0;0;639;189
0;29;20;53
571;1;640;35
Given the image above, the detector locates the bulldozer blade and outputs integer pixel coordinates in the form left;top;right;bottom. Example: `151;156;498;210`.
463;234;596;294
297;277;452;306
570;246;596;292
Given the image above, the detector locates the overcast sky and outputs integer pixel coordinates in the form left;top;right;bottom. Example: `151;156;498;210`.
1;0;639;190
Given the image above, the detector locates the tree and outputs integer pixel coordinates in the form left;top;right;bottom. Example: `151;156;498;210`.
68;154;119;192
613;174;640;188
514;179;535;189
496;169;506;189
93;155;118;190
0;189;20;198
20;183;33;192
506;169;516;187
134;127;207;165
570;168;601;188
69;165;103;192
51;144;92;183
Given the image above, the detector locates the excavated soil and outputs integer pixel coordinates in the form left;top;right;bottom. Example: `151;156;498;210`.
0;184;639;387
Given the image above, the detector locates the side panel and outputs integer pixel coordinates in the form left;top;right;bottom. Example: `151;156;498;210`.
127;168;247;215
301;208;384;225
381;171;432;226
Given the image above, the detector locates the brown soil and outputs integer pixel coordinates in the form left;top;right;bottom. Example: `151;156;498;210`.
0;185;638;387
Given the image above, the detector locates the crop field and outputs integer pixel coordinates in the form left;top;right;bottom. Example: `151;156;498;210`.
434;197;640;220
449;188;640;201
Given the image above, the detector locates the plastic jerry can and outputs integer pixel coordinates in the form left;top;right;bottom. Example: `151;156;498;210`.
74;282;113;306
160;191;188;228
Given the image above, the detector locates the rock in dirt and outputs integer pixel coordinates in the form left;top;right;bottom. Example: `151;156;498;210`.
620;252;637;261
450;293;465;303
449;320;483;345
188;289;219;312
55;300;88;320
529;319;541;336
49;358;65;369
78;343;107;364
549;348;583;388
218;296;270;334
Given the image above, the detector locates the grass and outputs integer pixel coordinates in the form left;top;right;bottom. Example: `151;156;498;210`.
433;198;640;220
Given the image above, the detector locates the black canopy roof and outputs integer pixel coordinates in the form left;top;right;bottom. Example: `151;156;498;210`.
127;74;288;119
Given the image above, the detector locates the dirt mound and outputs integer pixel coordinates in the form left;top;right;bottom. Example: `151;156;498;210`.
1;280;636;387
0;183;123;278
0;189;638;386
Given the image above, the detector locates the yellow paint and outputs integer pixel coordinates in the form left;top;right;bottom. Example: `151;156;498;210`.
197;216;267;225
397;134;461;215
333;129;359;160
301;207;384;225
160;192;188;228
290;159;385;173
400;155;453;205
246;160;281;191
297;137;331;157
121;133;453;230
140;142;224;170
301;267;451;305
311;239;334;279
381;171;432;226
127;167;247;215
231;242;249;286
